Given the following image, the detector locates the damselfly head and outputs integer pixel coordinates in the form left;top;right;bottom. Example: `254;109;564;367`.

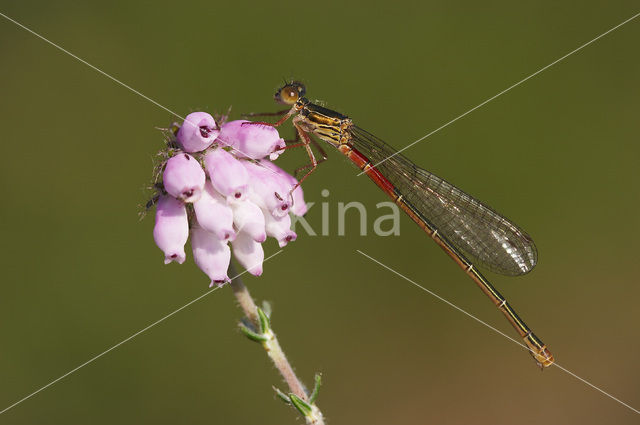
274;81;306;105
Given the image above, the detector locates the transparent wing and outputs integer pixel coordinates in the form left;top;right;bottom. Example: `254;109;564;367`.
350;126;537;276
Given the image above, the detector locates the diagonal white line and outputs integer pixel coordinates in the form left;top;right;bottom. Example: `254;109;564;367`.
0;11;184;121
0;11;288;181
0;250;283;415
356;250;526;347
356;249;640;415
357;11;640;175
552;362;640;415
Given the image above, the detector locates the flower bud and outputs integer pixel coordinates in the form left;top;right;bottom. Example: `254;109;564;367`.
163;153;206;202
153;195;188;264
264;211;297;248
231;231;264;276
259;159;307;216
218;120;286;160
243;160;291;218
231;199;266;243
176;112;219;153
204;148;249;202
191;226;231;286
193;181;236;241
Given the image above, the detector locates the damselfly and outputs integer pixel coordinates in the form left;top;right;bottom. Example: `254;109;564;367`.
247;82;553;368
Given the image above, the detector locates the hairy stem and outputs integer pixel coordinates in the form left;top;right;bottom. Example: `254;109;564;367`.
229;263;325;425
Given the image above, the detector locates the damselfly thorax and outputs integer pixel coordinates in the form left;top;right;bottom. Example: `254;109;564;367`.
292;97;351;147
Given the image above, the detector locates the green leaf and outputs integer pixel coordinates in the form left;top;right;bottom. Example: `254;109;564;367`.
309;373;322;404
272;386;291;404
238;322;268;342
289;394;312;417
257;307;271;334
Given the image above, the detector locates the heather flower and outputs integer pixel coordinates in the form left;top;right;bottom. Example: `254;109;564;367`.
259;159;308;216
150;112;306;285
162;153;206;202
191;225;231;286
153;195;189;264
242;160;291;218
230;198;267;243
218;120;286;160
264;212;297;248
231;231;265;276
204;147;249;202
152;111;325;425
176;112;219;153
193;181;236;241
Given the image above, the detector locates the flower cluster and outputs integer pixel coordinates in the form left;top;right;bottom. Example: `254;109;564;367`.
152;112;306;286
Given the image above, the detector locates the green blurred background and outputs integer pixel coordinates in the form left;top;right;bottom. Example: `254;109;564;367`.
1;1;639;423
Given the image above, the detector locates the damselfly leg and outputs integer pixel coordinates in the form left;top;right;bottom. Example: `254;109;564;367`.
241;108;291;119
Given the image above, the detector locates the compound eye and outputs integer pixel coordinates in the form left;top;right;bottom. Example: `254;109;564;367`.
279;85;299;104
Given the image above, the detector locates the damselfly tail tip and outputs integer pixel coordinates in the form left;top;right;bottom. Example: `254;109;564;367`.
531;347;554;370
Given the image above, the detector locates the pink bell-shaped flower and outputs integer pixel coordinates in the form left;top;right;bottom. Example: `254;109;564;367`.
264;211;297;248
231;199;266;243
191;226;231;286
163;153;206;202
204;148;249;202
153;195;189;264
218;120;286;160
243;160;291;218
193;181;236;241
259;159;307;216
176;112;219;153
231;231;264;276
